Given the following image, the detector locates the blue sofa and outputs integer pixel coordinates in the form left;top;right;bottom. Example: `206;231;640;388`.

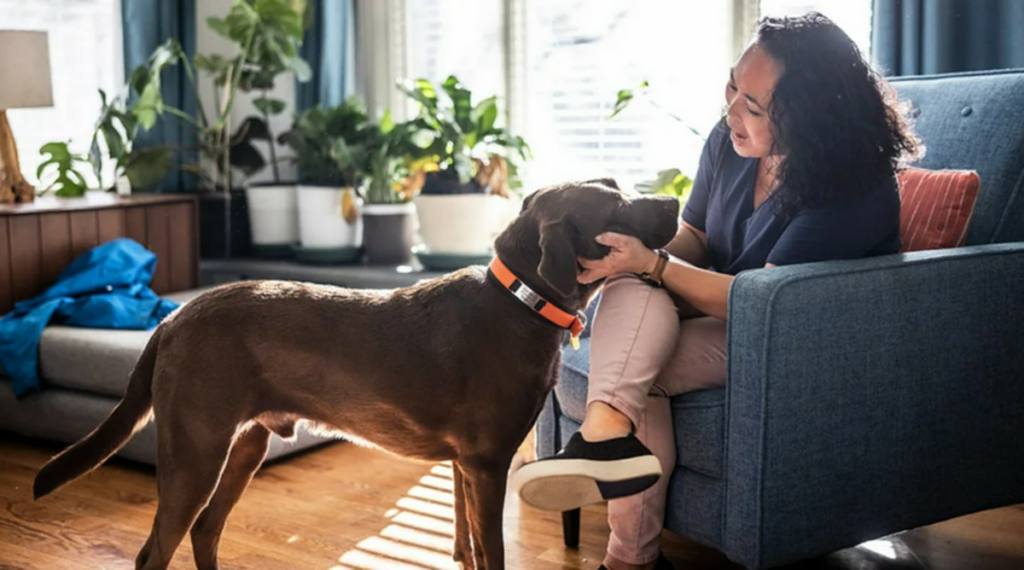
536;68;1024;569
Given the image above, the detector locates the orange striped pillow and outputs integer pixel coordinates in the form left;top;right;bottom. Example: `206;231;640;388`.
898;167;980;252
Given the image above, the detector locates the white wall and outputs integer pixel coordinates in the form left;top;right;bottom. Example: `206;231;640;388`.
195;0;298;185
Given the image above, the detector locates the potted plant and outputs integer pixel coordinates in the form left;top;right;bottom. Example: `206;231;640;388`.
279;98;374;264
237;114;299;258
120;0;310;258
397;76;529;265
360;113;436;265
209;0;310;258
33;52;180;201
192;0;310;259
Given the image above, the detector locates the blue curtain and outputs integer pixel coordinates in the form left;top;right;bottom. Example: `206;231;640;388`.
872;0;1024;76
122;0;197;192
296;0;356;111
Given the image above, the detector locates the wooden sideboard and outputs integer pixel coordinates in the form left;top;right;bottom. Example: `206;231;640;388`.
0;193;199;314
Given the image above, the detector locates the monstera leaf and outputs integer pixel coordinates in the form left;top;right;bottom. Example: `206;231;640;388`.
37;142;90;197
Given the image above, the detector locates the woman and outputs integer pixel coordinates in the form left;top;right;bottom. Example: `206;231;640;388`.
514;13;922;570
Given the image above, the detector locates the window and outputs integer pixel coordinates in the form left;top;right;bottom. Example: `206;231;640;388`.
513;1;740;192
402;0;741;192
396;0;873;193
759;0;873;55
404;0;506;114
2;0;123;188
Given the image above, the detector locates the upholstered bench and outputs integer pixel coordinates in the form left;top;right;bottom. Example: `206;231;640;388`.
0;287;328;465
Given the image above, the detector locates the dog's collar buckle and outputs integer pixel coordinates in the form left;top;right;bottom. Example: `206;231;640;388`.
488;256;587;349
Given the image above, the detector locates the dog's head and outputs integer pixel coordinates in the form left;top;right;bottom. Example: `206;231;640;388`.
494;178;679;309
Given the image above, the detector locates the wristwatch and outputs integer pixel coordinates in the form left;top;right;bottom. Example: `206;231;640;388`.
638;248;670;287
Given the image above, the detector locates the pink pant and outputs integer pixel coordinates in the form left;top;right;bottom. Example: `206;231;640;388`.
586;275;728;565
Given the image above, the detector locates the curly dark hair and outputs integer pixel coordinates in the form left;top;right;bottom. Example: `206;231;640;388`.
749;12;922;218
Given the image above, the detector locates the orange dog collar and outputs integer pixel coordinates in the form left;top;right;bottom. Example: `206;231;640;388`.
487;256;587;349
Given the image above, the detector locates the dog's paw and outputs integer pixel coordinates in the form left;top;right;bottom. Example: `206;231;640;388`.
452;547;469;565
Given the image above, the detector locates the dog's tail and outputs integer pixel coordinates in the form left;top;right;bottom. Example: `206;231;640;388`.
33;328;162;499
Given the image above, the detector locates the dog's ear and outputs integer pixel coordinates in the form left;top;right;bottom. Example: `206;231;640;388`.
537;220;578;298
583;178;619;190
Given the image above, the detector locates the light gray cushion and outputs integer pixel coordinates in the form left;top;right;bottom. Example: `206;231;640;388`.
38;288;212;397
0;382;329;465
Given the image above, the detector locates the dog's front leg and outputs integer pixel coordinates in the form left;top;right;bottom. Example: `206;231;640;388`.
452;463;473;567
461;457;511;570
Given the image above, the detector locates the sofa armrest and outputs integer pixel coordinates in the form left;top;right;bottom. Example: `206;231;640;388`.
722;243;1024;569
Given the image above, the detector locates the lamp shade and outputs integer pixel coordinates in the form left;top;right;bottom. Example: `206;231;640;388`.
0;30;54;110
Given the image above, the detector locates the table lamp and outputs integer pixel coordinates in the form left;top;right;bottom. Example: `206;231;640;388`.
0;30;54;204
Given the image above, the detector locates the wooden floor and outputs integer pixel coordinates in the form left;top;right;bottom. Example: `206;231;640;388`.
1;435;1023;570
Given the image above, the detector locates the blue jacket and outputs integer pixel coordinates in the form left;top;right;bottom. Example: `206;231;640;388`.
0;238;179;397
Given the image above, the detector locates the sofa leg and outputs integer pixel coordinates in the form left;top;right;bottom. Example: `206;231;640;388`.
562;508;581;548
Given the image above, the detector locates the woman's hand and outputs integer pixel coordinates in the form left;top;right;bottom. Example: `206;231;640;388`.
577;232;658;284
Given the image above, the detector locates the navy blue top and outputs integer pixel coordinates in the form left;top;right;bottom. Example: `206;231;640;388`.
682;122;901;275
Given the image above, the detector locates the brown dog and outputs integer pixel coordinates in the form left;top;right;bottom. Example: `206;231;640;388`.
33;179;679;569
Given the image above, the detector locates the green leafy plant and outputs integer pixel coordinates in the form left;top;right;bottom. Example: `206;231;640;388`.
363;112;435;204
198;0;311;183
89;88;174;192
635;168;694;206
199;0;310;90
37;142;91;197
124;0;310;191
73;39;187;193
397;75;530;195
278;98;377;188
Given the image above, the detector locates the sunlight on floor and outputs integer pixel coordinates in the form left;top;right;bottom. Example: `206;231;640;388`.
330;462;460;570
859;539;898;560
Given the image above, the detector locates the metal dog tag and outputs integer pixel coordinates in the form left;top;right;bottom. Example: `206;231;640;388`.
512;283;541;308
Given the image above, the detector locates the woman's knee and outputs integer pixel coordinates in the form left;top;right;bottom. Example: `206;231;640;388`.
591;274;680;357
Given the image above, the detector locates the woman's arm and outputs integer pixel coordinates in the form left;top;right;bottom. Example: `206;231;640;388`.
578;228;734;321
662;222;714;318
657;256;733;321
666;221;710;268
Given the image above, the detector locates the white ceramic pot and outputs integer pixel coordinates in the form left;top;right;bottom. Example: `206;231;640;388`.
246;184;298;247
297;185;364;248
413;194;519;254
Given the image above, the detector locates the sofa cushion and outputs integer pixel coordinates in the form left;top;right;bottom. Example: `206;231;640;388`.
898;167;980;252
38;288;212;397
891;69;1024;245
556;338;593;423
670;389;725;477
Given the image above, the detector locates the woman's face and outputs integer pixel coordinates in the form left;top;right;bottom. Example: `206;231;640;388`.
725;44;782;158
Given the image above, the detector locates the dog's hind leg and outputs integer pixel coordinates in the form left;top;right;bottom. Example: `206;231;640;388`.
452;462;473;567
461;457;512;570
190;423;271;570
135;417;236;570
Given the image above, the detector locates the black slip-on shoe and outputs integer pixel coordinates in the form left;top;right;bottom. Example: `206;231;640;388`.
512;432;662;512
597;553;675;570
